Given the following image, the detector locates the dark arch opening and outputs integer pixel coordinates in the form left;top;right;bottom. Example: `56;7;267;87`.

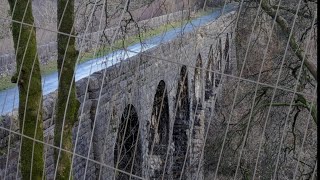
194;54;203;105
215;38;222;86
172;65;189;179
205;45;215;100
224;33;230;74
148;80;170;178
114;104;141;179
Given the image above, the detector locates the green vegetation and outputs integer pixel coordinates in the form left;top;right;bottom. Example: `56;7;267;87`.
8;0;44;179
0;60;57;91
41;60;58;75
0;76;13;91
79;18;192;62
54;0;78;179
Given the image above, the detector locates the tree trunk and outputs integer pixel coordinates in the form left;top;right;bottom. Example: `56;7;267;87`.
8;0;44;179
54;0;79;179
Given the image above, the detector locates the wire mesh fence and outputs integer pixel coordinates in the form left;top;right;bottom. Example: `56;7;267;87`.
0;0;317;179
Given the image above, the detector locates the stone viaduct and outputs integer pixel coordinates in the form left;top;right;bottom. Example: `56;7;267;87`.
0;11;236;180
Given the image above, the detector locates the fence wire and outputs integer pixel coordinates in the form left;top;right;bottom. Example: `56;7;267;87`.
0;0;317;180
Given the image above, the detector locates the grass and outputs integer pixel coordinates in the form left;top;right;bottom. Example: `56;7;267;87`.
0;76;14;91
0;8;214;91
0;60;59;91
41;60;58;75
78;18;192;63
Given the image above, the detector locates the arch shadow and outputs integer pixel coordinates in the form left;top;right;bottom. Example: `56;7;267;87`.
224;33;230;74
114;104;141;179
172;65;189;179
148;80;170;178
205;45;215;100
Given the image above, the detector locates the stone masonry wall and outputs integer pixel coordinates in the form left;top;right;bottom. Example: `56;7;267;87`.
0;11;235;180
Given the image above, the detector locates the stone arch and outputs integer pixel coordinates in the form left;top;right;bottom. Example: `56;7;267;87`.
172;65;190;179
114;104;141;179
224;33;230;74
205;45;215;100
148;80;170;178
194;54;203;105
215;38;222;87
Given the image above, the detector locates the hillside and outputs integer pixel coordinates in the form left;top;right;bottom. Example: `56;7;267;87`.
0;0;210;55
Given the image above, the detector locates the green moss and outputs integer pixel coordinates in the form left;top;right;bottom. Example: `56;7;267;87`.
54;0;79;179
8;0;44;179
